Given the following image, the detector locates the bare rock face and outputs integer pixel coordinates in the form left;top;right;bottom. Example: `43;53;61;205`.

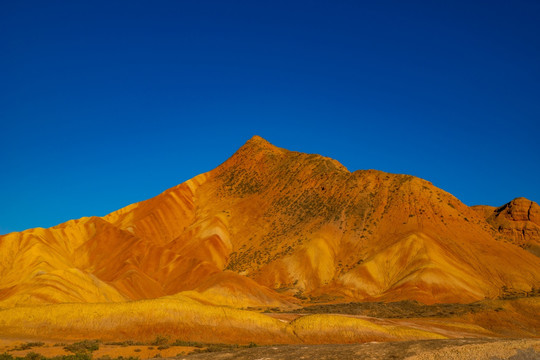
1;136;540;309
472;198;540;257
498;197;540;223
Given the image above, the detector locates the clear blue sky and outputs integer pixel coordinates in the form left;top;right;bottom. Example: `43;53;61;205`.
1;1;539;234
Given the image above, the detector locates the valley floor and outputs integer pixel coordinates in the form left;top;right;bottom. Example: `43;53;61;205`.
182;338;540;360
2;338;538;360
1;297;539;359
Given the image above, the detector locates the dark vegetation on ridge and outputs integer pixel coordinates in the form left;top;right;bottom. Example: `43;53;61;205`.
277;295;540;318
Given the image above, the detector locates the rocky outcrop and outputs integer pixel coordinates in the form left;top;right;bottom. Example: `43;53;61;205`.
472;198;540;257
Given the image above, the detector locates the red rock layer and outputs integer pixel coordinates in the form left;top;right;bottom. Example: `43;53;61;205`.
472;198;540;257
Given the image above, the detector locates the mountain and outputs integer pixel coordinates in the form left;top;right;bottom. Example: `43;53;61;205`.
1;135;539;310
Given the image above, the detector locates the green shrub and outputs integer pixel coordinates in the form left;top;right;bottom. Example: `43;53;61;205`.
15;343;45;351
150;336;168;347
63;341;99;354
51;354;91;360
171;340;203;348
103;341;141;347
24;353;45;360
0;353;14;360
206;345;224;352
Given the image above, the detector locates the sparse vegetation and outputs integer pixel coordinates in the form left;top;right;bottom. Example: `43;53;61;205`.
499;286;540;300
23;354;44;360
290;300;489;318
170;340;203;348
12;344;45;351
164;339;540;359
103;341;142;347
0;354;95;360
64;341;99;355
150;336;168;347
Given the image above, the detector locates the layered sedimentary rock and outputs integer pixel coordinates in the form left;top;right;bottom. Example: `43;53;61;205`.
472;198;540;257
1;136;539;309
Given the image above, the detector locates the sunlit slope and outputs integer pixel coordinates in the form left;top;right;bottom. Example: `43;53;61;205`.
0;297;295;344
204;136;540;303
0;218;128;306
1;135;539;308
0;297;454;344
0;171;291;308
472;198;540;257
1;296;537;343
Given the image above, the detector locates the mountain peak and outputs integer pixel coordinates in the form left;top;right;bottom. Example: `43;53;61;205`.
220;135;285;167
240;135;282;153
247;134;270;144
212;136;286;176
222;136;349;175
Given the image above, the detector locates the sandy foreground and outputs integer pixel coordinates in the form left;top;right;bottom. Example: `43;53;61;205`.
182;338;540;360
1;337;539;359
5;339;534;360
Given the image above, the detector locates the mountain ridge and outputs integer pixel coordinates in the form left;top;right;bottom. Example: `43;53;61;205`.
1;136;539;309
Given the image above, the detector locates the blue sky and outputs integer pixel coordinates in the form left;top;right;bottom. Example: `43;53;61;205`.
1;1;539;234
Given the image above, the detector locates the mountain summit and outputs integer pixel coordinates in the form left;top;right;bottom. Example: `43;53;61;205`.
1;136;539;309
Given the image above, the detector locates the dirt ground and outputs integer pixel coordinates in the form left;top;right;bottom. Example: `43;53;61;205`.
1;338;539;360
180;338;540;360
0;340;196;359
